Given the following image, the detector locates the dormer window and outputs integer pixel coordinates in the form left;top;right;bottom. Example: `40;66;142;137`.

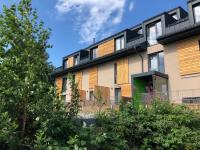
115;36;125;51
90;47;98;59
147;21;162;46
193;4;200;23
74;55;79;66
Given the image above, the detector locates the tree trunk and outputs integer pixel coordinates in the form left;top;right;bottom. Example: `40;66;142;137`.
21;105;27;139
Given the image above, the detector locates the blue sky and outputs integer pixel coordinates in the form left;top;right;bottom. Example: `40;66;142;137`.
0;0;187;67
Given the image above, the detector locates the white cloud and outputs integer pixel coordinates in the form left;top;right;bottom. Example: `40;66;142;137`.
129;1;134;12
55;0;127;43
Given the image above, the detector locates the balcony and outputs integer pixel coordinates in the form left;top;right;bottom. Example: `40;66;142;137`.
126;35;147;49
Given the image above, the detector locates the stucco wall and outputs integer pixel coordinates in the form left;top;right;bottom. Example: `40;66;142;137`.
128;52;148;82
82;69;89;100
164;43;200;103
98;62;115;101
147;44;164;54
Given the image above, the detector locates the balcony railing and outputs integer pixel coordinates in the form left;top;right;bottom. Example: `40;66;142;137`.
127;35;146;48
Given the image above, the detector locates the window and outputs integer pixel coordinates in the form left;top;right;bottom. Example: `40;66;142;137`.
171;13;178;20
63;59;68;69
89;91;94;101
149;52;165;73
114;63;117;84
74;55;79;66
115;36;125;51
147;21;162;45
193;4;200;23
115;88;121;104
62;77;67;93
137;28;143;35
91;47;98;59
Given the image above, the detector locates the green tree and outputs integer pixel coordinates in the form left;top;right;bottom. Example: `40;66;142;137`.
0;0;55;147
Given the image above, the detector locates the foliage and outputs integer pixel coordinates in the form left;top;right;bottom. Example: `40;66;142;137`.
67;74;81;117
93;101;200;150
94;87;106;113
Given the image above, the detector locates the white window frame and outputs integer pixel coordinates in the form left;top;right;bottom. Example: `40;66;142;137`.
115;36;125;51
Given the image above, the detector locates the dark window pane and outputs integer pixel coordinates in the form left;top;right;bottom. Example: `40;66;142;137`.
63;59;68;69
114;63;117;84
90;91;94;101
91;47;98;59
115;88;121;104
62;78;67;93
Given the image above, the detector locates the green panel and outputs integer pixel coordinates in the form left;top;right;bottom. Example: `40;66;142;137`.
133;78;146;109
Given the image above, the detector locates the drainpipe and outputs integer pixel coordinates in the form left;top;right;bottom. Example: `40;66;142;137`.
133;45;144;73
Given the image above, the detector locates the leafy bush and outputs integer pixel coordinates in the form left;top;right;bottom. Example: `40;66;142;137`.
93;101;200;150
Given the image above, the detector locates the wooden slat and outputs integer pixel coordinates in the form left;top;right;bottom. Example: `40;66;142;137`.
55;77;62;95
117;58;129;84
75;71;82;90
121;84;132;98
98;39;115;57
176;36;200;76
89;67;98;89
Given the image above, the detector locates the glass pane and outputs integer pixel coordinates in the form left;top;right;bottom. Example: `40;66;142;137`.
137;29;143;35
74;56;78;65
158;52;165;73
172;14;178;20
194;5;200;23
63;60;67;69
62;78;67;93
115;88;121;104
90;91;94;101
121;37;125;49
150;54;158;71
93;48;97;58
116;38;121;51
148;25;157;45
156;22;162;37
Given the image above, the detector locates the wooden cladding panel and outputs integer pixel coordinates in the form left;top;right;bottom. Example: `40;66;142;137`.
117;58;129;84
95;86;110;102
55;77;62;95
98;39;115;57
75;71;82;90
89;67;98;89
176;36;200;76
121;84;132;98
68;57;74;68
79;90;86;101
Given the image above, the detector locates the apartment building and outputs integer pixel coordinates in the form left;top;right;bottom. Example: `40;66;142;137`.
52;0;200;107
